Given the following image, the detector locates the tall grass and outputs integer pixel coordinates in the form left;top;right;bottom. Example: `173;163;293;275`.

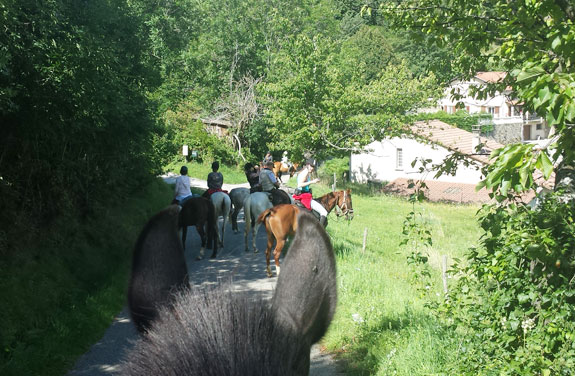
323;192;482;375
0;179;173;376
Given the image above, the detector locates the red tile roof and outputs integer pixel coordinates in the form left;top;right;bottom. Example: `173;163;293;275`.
410;120;505;165
475;71;507;83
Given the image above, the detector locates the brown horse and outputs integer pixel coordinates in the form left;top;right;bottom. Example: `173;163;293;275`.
257;189;354;277
272;162;298;183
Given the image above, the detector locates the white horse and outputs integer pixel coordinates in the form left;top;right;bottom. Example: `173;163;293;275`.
243;192;273;253
229;187;250;234
210;192;231;247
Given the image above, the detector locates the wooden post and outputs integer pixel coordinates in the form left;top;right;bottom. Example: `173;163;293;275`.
332;172;337;191
362;228;368;253
442;255;448;294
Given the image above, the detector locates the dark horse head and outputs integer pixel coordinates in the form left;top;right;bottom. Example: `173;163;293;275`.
123;208;337;375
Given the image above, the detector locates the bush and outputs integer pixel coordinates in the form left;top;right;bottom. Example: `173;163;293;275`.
318;157;350;183
439;193;575;374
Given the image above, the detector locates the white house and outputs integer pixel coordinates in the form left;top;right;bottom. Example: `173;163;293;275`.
350;120;501;203
438;72;550;143
351;119;554;204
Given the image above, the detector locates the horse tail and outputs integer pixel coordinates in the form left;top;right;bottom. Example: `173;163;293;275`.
257;207;274;224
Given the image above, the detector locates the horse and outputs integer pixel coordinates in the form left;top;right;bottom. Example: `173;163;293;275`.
210;191;231;248
179;197;218;260
123;208;336;375
258;189;354;277
273;161;298;184
243;190;292;253
229;187;250;233
312;188;354;221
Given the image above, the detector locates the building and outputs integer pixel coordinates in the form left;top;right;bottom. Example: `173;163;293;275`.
438;72;550;144
350;120;552;204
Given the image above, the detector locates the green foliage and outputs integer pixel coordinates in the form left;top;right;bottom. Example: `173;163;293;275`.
0;180;172;376
261;33;440;160
440;195;575;374
477;143;554;201
318;156;350;181
162;103;241;165
0;0;160;229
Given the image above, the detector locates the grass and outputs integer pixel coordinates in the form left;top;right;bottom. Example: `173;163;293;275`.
165;159;248;184
0;178;173;376
322;190;482;375
0;163;483;375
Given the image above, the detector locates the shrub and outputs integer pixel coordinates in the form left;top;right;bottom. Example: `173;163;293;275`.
439;193;575;374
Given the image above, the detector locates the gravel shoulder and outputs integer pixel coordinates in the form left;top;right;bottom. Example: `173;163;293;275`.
67;177;344;375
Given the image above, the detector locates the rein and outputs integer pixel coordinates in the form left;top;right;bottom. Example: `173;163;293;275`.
336;190;353;218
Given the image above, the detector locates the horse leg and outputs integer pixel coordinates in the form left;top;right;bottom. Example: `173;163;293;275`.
231;206;239;233
181;226;188;251
273;238;286;277
195;224;206;260
265;225;276;278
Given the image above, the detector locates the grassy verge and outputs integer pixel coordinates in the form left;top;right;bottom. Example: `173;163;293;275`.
322;190;482;375
0;178;172;376
165;159;248;184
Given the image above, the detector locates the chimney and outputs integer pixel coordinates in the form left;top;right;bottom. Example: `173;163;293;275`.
471;124;481;153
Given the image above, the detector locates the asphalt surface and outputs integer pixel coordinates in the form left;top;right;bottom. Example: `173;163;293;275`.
67;176;343;375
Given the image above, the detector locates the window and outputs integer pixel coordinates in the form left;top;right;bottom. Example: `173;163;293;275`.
536;123;542;130
396;148;403;169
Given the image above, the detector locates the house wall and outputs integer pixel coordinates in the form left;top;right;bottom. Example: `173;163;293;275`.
438;78;515;119
350;138;484;184
492;122;523;143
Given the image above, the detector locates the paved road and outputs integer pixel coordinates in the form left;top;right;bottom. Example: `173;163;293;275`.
67;177;343;375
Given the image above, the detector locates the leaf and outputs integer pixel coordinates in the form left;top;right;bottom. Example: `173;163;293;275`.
537;152;554;179
516;66;545;83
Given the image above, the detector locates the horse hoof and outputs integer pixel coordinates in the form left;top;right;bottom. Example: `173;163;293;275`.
195;256;203;261
210;253;217;259
254;249;259;254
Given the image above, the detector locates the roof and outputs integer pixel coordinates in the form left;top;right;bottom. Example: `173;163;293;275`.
408;120;555;191
410;120;505;165
475;71;506;83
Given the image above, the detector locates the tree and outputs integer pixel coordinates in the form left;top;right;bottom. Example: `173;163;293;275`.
382;0;573;195
260;34;439;161
382;2;575;373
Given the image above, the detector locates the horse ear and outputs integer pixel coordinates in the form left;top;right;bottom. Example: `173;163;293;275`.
128;205;189;332
271;211;337;344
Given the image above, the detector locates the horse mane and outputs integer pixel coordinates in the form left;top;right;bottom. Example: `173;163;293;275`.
122;287;307;375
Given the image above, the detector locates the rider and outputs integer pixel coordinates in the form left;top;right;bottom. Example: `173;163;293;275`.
263;151;273;165
259;161;280;195
244;162;261;193
202;161;226;198
173;165;194;205
281;151;291;170
295;159;328;227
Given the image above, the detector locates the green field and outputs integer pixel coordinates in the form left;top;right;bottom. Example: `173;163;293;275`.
321;190;481;375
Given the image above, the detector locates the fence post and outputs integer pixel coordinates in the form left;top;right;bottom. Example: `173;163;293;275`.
442;255;449;294
362;228;368;253
332;172;337;191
